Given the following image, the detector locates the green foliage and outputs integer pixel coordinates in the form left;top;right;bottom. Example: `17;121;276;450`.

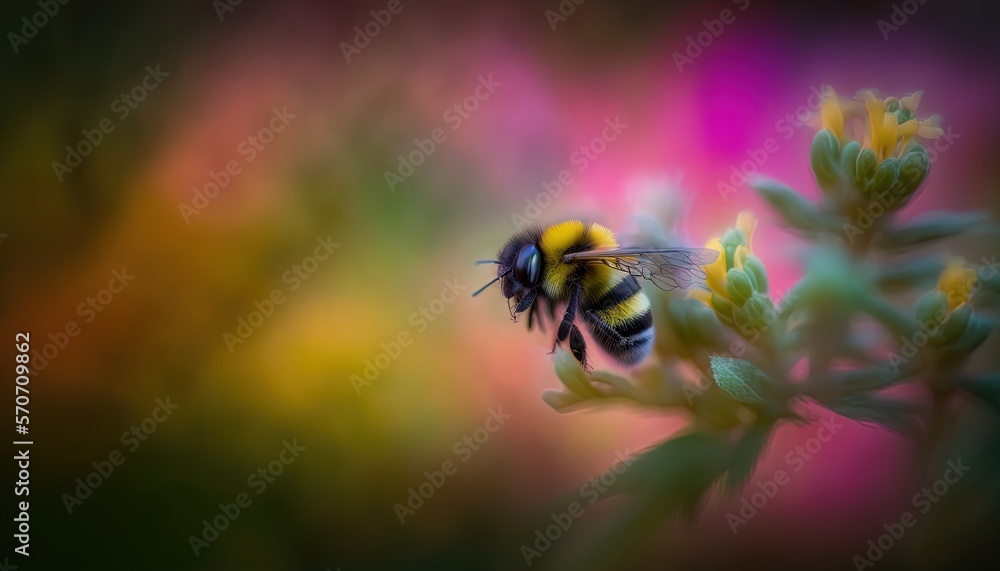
709;356;770;404
540;88;999;567
751;177;825;234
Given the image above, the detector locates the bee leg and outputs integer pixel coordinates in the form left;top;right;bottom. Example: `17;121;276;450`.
556;283;582;343
514;289;536;314
569;324;588;369
584;311;630;346
509;289;536;323
514;289;537;325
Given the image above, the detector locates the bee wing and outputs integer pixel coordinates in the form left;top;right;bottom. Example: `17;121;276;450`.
562;247;720;291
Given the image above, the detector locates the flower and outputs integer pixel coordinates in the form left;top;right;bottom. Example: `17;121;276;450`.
691;211;767;307
913;258;980;348
817;86;944;161
937;257;979;312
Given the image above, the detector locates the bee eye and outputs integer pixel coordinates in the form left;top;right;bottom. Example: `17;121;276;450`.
514;244;541;286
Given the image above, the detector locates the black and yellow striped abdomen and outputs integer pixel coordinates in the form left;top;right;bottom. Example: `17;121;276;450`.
581;273;654;365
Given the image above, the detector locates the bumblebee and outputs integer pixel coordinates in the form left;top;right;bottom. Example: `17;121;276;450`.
474;220;718;367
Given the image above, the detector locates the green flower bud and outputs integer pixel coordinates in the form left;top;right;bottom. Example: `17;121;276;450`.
897;145;930;196
725;268;754;306
855;148;879;190
740;294;775;335
866;156;899;197
839;140;862;184
721;228;746;249
884;97;900;113
936;305;972;346
915;290;948;326
948;315;992;354
810;129;841;191
741;255;769;294
741;263;759;291
711;292;738;325
553;349;597;398
721;229;745;271
895;108;916;124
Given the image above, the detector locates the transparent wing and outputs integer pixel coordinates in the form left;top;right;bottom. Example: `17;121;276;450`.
562;247;720;291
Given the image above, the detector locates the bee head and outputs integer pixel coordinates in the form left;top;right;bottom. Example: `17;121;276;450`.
497;228;543;299
472;227;544;301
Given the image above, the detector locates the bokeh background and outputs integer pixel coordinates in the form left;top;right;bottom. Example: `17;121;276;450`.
1;1;999;569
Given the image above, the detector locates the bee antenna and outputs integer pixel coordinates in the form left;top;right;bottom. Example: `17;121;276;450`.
475;259;501;265
472;268;511;297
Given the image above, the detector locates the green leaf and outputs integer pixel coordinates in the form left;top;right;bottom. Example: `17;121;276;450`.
575;432;730;571
825;367;907;396
710;356;771;404
875;210;993;250
825;394;923;436
854;290;918;339
876;257;944;292
541;389;586;412
608;431;730;500
750;177;825;234
958;374;1000;414
724;417;775;493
